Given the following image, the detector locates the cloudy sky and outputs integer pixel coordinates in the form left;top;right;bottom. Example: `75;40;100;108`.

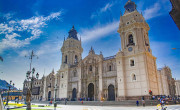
0;0;180;89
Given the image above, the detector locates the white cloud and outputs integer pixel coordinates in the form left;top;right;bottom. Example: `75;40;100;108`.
80;21;119;41
0;11;62;53
23;39;62;56
143;3;161;20
100;3;113;13
142;0;171;20
3;13;15;20
36;42;60;56
18;50;29;57
91;2;114;19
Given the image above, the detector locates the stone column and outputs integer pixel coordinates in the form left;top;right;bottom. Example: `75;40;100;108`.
54;75;57;101
98;61;103;101
42;77;46;101
78;67;82;99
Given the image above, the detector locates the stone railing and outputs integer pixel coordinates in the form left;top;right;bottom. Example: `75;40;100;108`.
70;77;79;82
103;71;117;77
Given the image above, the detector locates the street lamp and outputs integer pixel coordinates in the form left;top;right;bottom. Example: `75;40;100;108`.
25;50;39;110
54;84;58;110
26;67;39;110
6;80;15;106
25;50;38;110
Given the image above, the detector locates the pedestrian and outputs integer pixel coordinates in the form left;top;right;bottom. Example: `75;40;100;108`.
81;100;83;104
136;100;139;106
142;100;145;107
65;99;67;105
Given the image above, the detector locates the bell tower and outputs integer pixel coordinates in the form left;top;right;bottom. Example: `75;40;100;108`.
116;0;159;100
118;0;151;55
61;26;83;66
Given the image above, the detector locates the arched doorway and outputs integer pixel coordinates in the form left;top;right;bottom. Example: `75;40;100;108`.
48;91;51;101
88;83;94;101
108;84;115;101
72;88;77;101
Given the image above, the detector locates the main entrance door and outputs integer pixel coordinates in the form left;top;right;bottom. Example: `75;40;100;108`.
72;88;77;101
48;91;51;101
88;83;94;101
108;84;115;101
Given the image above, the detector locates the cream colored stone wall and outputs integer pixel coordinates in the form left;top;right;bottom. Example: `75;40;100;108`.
175;80;180;96
124;54;149;96
58;70;68;98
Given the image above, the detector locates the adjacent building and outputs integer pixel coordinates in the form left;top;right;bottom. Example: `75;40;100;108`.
1;90;23;101
175;80;180;97
169;0;180;30
23;76;46;101
157;66;176;97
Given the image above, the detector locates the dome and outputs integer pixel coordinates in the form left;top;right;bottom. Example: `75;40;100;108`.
124;0;137;13
67;25;79;40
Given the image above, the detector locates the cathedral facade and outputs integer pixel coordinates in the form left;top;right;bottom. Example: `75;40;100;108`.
55;0;159;101
23;0;175;101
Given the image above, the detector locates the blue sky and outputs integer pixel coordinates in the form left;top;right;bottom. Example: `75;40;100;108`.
0;0;180;89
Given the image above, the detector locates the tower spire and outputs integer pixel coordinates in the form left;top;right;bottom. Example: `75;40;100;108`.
89;46;95;54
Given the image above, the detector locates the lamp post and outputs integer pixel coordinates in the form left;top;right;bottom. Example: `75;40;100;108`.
18;88;21;104
25;50;38;110
54;84;58;110
6;80;15;106
26;68;39;110
25;50;38;71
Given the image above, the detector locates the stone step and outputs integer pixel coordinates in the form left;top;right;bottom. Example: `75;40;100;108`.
32;100;173;106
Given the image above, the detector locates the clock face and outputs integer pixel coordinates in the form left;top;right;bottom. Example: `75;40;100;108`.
128;47;133;52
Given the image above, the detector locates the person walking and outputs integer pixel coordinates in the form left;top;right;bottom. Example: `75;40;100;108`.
65;99;67;105
136;100;139;106
142;100;145;107
81;100;83;104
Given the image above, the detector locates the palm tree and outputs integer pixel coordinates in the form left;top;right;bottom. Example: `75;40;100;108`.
0;56;3;62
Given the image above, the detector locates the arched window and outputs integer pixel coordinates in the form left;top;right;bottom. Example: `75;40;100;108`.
62;73;64;78
65;55;67;63
109;65;112;71
130;59;135;66
89;65;92;71
132;74;136;81
74;55;78;64
129;34;134;44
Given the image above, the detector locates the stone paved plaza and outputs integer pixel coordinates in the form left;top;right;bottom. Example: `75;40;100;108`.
26;104;180;110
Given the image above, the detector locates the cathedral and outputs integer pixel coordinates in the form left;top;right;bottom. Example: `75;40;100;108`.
23;0;176;101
